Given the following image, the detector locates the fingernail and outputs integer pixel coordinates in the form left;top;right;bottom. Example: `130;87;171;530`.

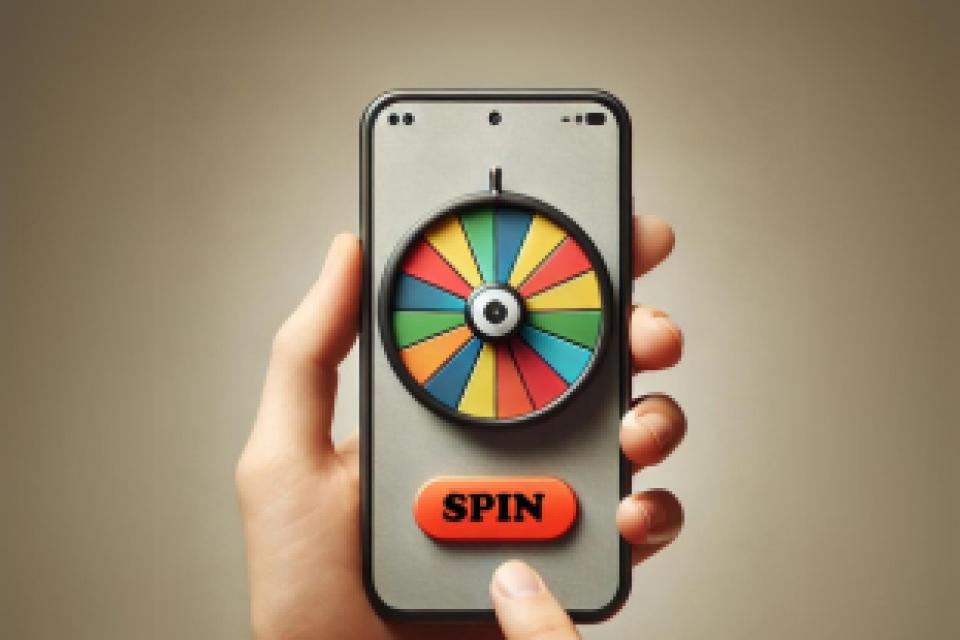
320;233;353;276
494;561;543;599
634;309;683;348
623;408;678;454
635;495;680;546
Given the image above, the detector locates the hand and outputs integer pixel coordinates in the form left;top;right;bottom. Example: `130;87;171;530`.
236;215;685;639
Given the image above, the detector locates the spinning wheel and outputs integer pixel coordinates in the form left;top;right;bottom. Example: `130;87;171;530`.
378;171;612;426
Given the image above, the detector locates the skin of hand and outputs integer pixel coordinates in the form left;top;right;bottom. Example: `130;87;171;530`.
236;214;685;640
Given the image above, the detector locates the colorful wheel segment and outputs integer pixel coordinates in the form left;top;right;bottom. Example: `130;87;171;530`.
383;201;608;424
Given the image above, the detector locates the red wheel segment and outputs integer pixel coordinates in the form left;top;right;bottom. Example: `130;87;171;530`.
509;337;568;409
517;237;592;298
495;343;534;418
402;240;473;298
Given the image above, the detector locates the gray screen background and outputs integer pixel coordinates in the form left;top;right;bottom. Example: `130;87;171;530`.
369;98;625;612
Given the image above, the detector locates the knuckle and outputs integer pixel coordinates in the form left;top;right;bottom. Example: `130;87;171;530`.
234;456;252;490
336;457;360;491
270;320;300;360
234;448;266;491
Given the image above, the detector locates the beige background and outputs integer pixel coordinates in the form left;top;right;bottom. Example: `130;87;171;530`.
2;1;957;638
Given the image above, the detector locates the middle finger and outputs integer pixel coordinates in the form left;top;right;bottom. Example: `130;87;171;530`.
630;305;683;372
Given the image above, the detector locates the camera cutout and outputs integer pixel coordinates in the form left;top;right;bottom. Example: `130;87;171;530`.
387;113;400;125
488;110;502;126
403;112;415;125
585;112;606;126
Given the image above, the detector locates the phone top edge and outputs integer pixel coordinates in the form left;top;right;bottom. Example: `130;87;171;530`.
361;88;631;130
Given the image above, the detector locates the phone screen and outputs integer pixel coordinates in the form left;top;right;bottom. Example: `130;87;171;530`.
362;92;630;619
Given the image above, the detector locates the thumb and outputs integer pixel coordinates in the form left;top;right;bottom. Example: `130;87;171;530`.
491;561;580;640
246;233;361;467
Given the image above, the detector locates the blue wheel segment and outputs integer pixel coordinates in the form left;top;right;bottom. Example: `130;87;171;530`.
424;337;483;408
394;274;467;311
495;209;532;283
519;325;592;384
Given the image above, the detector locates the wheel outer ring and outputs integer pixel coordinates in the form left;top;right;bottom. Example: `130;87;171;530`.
377;190;613;427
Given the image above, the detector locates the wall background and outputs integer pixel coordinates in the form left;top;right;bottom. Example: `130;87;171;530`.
2;1;957;638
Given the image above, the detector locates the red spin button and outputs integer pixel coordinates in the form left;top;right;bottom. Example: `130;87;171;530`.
413;476;578;542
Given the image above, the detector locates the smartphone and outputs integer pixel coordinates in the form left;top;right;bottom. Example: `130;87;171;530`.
360;89;632;621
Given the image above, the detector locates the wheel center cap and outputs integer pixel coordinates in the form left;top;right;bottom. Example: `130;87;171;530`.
466;285;525;341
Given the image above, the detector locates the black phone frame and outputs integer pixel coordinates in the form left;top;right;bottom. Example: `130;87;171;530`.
360;89;633;623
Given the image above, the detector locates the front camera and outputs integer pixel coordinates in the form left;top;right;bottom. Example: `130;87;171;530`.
402;112;415;125
488;110;502;126
585;112;606;126
387;113;399;125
